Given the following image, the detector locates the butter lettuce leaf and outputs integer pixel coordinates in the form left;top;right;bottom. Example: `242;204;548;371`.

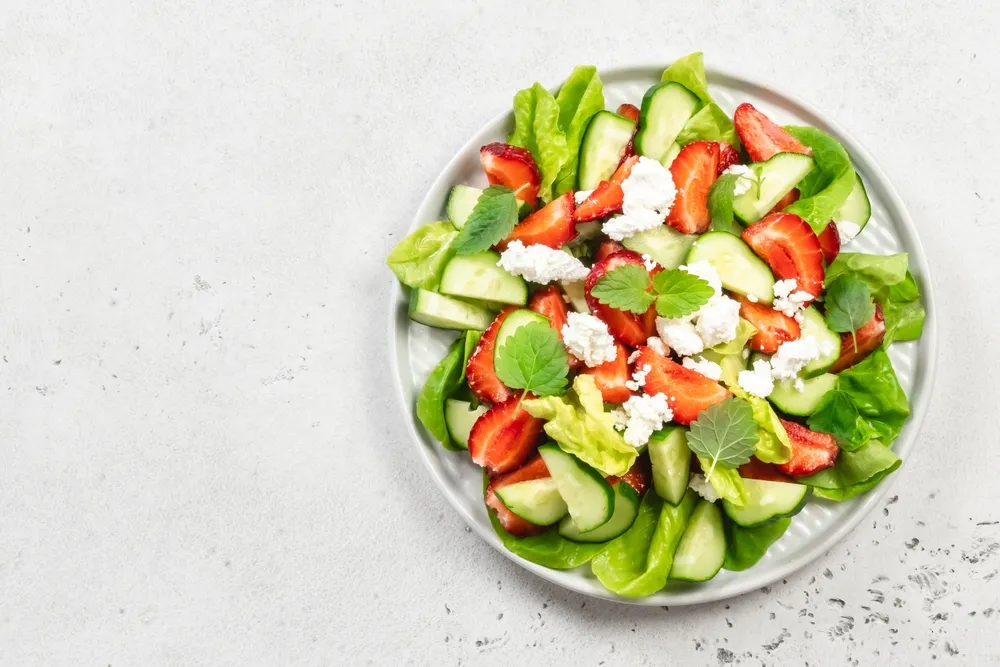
834;347;910;445
696;456;749;507
825;254;923;344
415;331;481;451
825;252;909;291
509;83;571;203
710;319;757;355
782;127;855;233
796;440;901;501
385;221;458;290
523;375;637;476
554;66;605;196
661;52;739;148
723;517;791;571
748;396;792;464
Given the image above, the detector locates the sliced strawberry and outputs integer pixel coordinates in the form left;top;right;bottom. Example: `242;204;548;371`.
666;141;720;234
742;212;825;297
595;238;625;263
580;341;631;403
817;222;841;265
485;455;550;536
574;155;640;223
529;285;581;369
717;142;741;175
777;420;839;477
616;103;641;122
607;455;651;496
469;396;545;474
500;192;575;250
829;303;886;373
585;250;657;347
768;188;800;215
635;345;730;425
466;307;516;404
480;142;541;207
733;103;812;163
612;154;640;182
739;457;794;483
736;294;801;354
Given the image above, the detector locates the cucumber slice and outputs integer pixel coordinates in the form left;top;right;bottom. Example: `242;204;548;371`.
408;289;495;331
538;444;614;533
558;482;639;543
634;82;701;165
622;225;697;270
444;399;487;448
495;477;569;525
493;308;549;366
685;232;775;303
561;280;589;313
722;479;811;527
832;173;872;230
733;153;816;224
577;111;636;190
446;185;483;229
647;427;691;505
799;307;841;377
439;251;528;306
669;499;726;582
768;373;838;416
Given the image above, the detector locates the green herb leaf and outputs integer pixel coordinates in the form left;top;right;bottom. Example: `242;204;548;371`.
590;264;655;314
385;221;458;290
824;275;876;347
453;186;519;255
707;172;739;232
685;397;757;480
651;269;714;318
781;126;855;233
806;389;878;451
494;322;570;396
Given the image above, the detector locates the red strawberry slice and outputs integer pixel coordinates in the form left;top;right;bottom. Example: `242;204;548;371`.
742;212;825;297
469;395;545;474
616;103;641;122
500;192;576;250
666;141;720;234
485;455;550;536
585;250;657;347
466;307;516;404
733;103;812;163
480;142;541;207
717;142;741;176
635;345;730;425
574;155;640;223
817;222;841;265
607;455;651;496
579;341;632;403
829;303;885;373
736;295;801;354
777;420;839;477
529;285;581;369
768;188;800;215
595;238;625;263
738;457;794;483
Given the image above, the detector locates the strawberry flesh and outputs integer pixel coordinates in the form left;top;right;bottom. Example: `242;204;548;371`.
666;141;720;234
607;455;651;496
574;155;640;223
736;294;801;353
466;307;516;404
485;455;550;536
616;103;640;122
480;142;541;207
829;303;885;373
595;238;625;263
585;250;657;347
739;457;794;483
717;142;741;176
777;419;839;477
469;396;545;474
733;103;812;163
817;222;841;265
529;285;581;369
634;345;730;425
579;341;632;403
500;192;576;250
742;212;825;297
768;188;800;215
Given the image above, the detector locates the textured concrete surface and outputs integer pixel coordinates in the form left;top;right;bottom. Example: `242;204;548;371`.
1;1;998;665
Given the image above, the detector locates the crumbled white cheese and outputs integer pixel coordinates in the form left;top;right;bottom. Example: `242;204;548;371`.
642;254;659;271
621;393;674;448
770;335;832;381
772;278;814;320
656;317;704;356
497;241;590;284
621;156;677;224
625;363;652;391
573;189;593;206
627;349;642;364
746;293;759;303
837;220;861;245
688;473;721;502
680;261;723;296
694;295;742;348
741;348;750;360
611;407;628;432
721;164;756;197
646;336;669;356
602;213;662;242
738;359;775;398
560;312;617;368
682;356;723;381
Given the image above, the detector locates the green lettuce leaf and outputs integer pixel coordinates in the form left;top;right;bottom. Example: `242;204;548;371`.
882;271;926;345
710;319;757;355
748;396;792;464
796;440;901;501
385;221;458;290
723;517;791;571
523;375;637;476
825;252;909;291
553;66;605;195
697;456;749;507
509;83;571;203
415;331;481;451
591;490;697;597
782;127;856;233
661;52;738;148
835;347;910;445
807;389;878;451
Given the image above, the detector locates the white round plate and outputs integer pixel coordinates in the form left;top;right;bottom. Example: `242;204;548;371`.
388;65;936;605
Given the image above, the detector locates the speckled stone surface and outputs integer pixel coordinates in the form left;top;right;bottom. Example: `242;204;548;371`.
1;1;998;665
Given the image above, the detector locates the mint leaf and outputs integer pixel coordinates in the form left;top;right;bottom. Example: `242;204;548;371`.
707;173;739;234
685;397;757;480
651;269;713;318
824;275;875;347
590;264;654;314
453;186;519;255
494;322;570;396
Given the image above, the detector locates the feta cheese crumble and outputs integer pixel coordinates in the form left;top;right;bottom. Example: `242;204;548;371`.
497;241;590;284
627;349;642;364
746;293;759;303
688;473;721;502
561;312;617;368
694;295;742;347
621;393;674;448
837;220;861;245
642;254;658;271
738;359;775;398
682;356;723;381
603;157;677;241
770;336;832;381
772;278;813;321
646;336;669;356
611;407;628;432
573;189;593;206
625;363;652;391
721;164;756;197
656;317;704;356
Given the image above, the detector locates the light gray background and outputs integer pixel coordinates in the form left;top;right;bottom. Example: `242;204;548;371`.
1;1;996;665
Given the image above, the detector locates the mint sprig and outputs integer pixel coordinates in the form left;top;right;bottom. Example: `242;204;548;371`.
651;269;714;318
494;321;570;396
589;264;654;314
685;397;757;480
824;275;876;348
591;265;713;317
453;186;519;255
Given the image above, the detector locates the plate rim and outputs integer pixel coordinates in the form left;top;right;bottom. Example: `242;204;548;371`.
386;62;938;606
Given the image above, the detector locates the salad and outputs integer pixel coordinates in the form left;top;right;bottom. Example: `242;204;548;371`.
386;53;925;598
